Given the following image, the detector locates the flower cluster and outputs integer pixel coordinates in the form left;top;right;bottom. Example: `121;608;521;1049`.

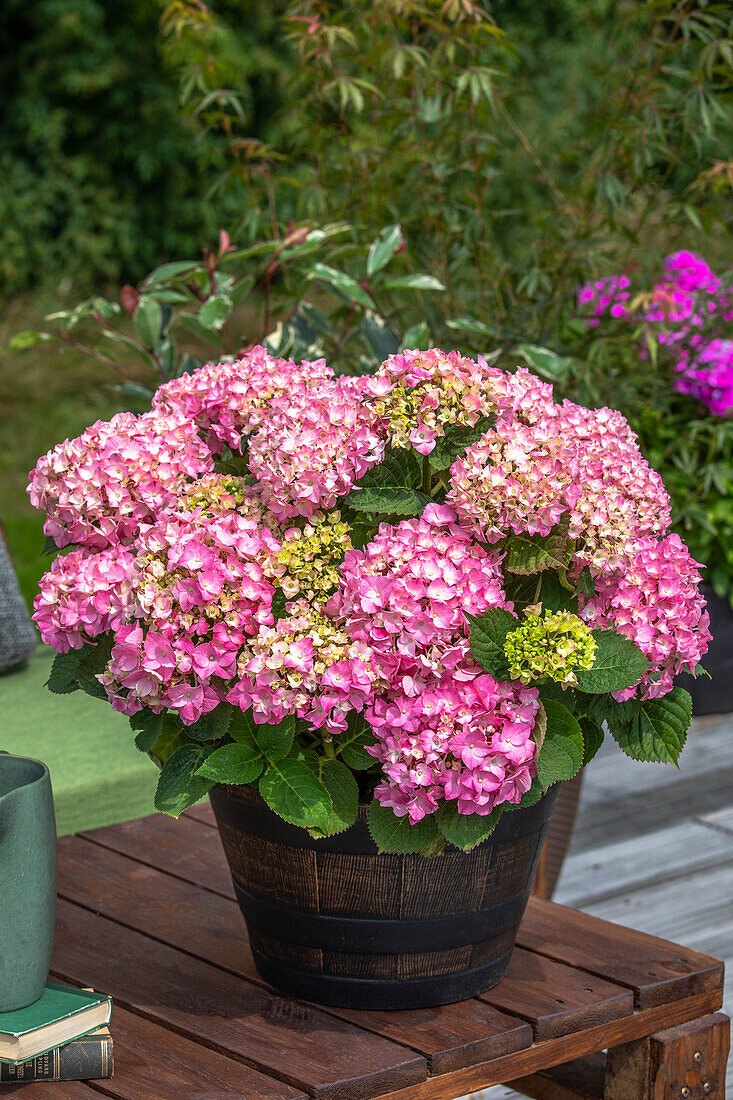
153;346;333;450
578;252;733;416
30;345;710;828
248;376;385;520
580;533;711;700
367;669;539;822
28;411;213;549
504;611;597;686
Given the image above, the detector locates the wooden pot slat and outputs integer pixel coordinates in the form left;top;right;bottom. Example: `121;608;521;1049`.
50;899;427;1100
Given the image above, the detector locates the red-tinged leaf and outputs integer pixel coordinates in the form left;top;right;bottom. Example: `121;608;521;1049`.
121;284;139;314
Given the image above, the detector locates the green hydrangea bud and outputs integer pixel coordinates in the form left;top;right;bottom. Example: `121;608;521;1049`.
504;610;597;686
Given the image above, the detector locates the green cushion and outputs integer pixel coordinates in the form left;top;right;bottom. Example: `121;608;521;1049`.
0;647;158;836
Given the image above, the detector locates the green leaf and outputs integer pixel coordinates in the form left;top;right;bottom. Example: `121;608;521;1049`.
504;531;572;575
428;416;493;471
445;316;497;338
367;801;440;854
399;321;430;351
382;274;445;292
309;263;372;308
338;714;378;770
536;699;584;787
355;448;421;490
8;330;54;351
575;630;651;694
186;703;233;743
537;572;580;614
367;224;402;277
145;260;202;283
362;312;399;360
307;757;359;837
130;710;163;753
533;701;547;753
437;803;503;851
148;712;184;766
155;745;213;817
196;742;264;785
579;716;604;765
259;759;332;831
134;297;163;347
610;688;692;765
538;681;576;711
248;714;295;761
347;487;430;516
516;344;573;382
46;649;84;694
198;295;232;332
468;608;517;679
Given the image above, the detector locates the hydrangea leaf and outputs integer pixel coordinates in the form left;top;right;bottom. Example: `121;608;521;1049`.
579;715;605;765
339;714;378;770
437;803;503;851
76;636;114;700
610;688;692;765
307;757;359;838
574;629;650;694
428;416;493;471
347;487;430;516
248;714;295;762
532;701;547;753
536;699;584;787
504;531;573;575
154;744;213;817
355;447;421;490
148;712;186;766
259;759;332;832
467;608;517;679
130;709;163;752
185;702;233;743
367;801;440;854
196;742;263;785
47;649;85;694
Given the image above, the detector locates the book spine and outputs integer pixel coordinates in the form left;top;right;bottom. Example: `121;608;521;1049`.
0;1035;113;1082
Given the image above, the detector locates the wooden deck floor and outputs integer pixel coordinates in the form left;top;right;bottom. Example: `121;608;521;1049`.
469;711;733;1099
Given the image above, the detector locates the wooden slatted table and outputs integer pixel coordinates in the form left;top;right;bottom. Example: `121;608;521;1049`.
22;803;728;1099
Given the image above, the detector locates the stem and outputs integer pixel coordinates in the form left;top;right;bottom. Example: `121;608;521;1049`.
421;453;431;494
533;574;543;604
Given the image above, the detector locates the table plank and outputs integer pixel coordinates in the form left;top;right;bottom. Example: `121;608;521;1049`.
480;947;634;1040
183;801;217;826
65;1002;306;1099
51;899;426;1100
78;813;234;898
370;990;724;1100
517;898;724;1008
57;837;534;1076
0;1086;99;1099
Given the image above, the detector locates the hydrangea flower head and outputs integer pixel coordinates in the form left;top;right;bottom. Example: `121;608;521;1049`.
504;610;597;686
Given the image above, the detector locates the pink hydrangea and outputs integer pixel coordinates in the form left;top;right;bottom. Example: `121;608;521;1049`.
101;507;279;722
367;668;539;822
247;375;385;521
447;417;579;543
33;547;136;652
153;345;333;451
329;503;508;692
28;411;213;550
580;533;711;700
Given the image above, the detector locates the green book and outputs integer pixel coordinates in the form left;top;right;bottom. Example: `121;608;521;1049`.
0;984;112;1064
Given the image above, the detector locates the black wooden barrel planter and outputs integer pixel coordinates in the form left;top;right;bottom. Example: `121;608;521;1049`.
210;783;560;1010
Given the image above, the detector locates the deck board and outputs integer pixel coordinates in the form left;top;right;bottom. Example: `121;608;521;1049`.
470;711;733;1100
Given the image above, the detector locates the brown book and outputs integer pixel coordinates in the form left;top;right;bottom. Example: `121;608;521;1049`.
0;1026;113;1082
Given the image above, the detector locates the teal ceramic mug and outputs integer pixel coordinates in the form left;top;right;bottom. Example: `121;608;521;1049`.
0;752;57;1012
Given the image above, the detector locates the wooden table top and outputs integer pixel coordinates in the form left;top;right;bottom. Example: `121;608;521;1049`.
28;802;725;1100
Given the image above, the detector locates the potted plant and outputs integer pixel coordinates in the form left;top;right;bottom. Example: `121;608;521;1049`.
28;347;710;1010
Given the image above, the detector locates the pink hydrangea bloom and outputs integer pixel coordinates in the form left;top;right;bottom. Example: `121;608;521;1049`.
580;533;711;700
33;547;136;652
28;411;213;550
330;504;508;692
367;668;539;822
153;345;333;451
247;375;385;520
447;417;579;543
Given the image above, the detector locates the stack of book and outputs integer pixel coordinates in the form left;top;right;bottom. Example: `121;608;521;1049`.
0;983;113;1084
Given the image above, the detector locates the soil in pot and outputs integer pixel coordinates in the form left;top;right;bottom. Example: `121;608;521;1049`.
210;783;559;1010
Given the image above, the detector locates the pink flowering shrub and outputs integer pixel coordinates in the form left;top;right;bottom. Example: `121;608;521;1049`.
30;346;709;853
577;251;733;416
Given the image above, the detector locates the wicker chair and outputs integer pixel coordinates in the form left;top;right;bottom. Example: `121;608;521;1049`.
0;523;37;674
